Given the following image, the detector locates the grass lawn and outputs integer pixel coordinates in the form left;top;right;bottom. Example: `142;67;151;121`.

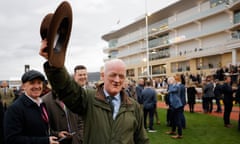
148;108;239;144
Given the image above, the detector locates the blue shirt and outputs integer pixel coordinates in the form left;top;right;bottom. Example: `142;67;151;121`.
104;89;121;120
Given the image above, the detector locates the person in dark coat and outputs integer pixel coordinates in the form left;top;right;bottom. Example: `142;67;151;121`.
42;65;89;144
221;75;235;128
203;76;214;113
234;78;240;131
43;92;82;144
3;70;59;144
213;79;222;113
0;100;4;144
135;78;145;105
142;80;157;132
187;83;197;113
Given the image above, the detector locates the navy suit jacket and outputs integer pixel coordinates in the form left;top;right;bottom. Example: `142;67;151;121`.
4;94;49;144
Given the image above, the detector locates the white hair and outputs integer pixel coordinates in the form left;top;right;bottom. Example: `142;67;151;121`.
167;76;176;84
104;59;126;73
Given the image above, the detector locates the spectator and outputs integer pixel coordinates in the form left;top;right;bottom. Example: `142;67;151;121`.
175;75;187;129
142;80;157;132
187;83;197;113
221;75;234;128
0;100;4;144
202;76;214;113
0;81;15;111
135;78;145;105
165;76;183;139
4;70;59;144
43;65;89;144
213;79;222;113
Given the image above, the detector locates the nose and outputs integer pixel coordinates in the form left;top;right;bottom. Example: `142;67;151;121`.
113;74;121;82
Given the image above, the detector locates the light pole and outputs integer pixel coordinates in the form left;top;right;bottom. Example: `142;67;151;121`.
145;0;150;79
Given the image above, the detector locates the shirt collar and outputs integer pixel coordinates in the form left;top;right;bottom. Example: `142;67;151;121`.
103;89;120;101
24;92;42;106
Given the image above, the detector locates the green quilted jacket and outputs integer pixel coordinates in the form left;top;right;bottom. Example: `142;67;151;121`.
44;62;149;144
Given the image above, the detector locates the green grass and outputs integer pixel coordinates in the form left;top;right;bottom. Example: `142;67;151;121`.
148;108;239;144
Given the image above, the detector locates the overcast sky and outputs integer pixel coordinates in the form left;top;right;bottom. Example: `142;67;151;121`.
0;0;177;80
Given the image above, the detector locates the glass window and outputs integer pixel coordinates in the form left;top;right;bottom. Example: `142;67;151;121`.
152;64;166;75
210;0;229;8
171;61;190;73
234;10;240;24
126;69;135;77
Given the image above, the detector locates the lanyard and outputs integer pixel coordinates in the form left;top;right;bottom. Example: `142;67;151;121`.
40;104;49;124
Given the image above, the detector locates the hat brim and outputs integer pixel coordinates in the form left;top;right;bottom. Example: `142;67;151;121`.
40;1;72;68
40;13;53;40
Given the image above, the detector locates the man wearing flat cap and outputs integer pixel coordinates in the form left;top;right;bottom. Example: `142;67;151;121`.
3;70;60;144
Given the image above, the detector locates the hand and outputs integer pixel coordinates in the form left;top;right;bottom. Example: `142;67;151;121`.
49;136;59;144
39;39;49;60
58;131;70;138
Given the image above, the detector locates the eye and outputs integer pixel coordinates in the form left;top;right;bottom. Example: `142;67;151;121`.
109;73;117;78
119;74;125;79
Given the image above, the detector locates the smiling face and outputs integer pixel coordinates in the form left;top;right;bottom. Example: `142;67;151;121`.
103;59;126;96
74;69;88;87
22;79;43;99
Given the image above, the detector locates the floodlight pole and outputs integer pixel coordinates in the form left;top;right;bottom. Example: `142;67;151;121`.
145;0;150;80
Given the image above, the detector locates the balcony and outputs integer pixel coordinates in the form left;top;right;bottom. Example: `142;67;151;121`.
226;32;240;49
169;4;227;29
103;46;118;53
185;44;230;59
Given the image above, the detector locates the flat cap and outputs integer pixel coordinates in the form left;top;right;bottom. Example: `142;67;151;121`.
21;70;45;83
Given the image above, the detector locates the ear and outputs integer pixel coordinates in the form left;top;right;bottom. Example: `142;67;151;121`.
21;83;26;90
100;72;104;80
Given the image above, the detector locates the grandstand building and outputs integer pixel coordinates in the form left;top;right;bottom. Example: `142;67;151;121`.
102;0;240;80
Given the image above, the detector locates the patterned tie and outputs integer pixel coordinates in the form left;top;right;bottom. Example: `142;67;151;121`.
107;96;115;114
59;100;72;132
4;88;6;96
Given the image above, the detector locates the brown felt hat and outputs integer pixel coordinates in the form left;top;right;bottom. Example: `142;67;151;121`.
40;1;72;68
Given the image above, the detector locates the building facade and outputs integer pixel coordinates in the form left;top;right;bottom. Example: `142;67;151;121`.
102;0;240;81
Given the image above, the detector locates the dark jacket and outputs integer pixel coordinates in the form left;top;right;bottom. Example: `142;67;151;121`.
221;83;234;105
203;82;214;98
187;86;197;104
235;85;240;104
142;87;157;110
42;92;83;144
4;94;49;144
214;83;222;99
44;62;149;144
135;85;144;104
0;101;4;144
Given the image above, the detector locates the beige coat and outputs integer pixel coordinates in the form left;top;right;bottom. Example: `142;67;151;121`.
0;87;15;108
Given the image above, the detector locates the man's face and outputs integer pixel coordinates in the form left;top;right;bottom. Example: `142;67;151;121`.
1;81;8;88
226;76;231;83
139;79;144;85
74;69;88;87
168;78;174;85
22;79;43;99
103;65;125;96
